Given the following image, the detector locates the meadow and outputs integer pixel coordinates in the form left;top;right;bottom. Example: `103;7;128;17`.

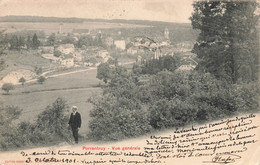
0;50;52;78
0;68;102;135
0;22;150;35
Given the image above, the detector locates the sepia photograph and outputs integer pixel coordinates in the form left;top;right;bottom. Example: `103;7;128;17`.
0;0;259;164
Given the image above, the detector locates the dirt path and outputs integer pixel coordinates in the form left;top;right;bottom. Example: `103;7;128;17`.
25;61;135;84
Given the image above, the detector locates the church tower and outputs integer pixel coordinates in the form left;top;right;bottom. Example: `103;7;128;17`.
164;27;169;40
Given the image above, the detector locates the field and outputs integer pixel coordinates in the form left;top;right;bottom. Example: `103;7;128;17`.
0;22;150;35
0;68;102;135
0;50;52;78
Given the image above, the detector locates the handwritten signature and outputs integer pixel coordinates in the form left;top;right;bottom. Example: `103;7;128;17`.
203;154;241;164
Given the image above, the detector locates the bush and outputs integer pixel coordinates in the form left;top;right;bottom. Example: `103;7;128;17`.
54;49;62;57
148;71;259;128
19;77;26;85
89;65;259;141
149;98;198;129
141;55;180;74
0;105;22;149
0;98;71;150
34;66;42;75
96;62;112;83
37;76;46;84
88;93;151;141
2;83;14;94
35;98;70;142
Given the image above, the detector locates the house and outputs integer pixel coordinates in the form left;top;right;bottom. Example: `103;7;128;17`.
105;37;114;47
57;44;75;55
137;55;142;63
127;47;138;55
60;54;74;67
160;40;171;46
154;49;162;59
176;64;196;71
114;40;126;50
98;50;110;63
176;56;198;71
127;47;145;55
42;53;59;62
98;50;109;58
40;46;54;54
73;51;83;62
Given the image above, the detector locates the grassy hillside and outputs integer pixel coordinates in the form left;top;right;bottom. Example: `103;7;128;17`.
0;69;102;135
0;50;52;79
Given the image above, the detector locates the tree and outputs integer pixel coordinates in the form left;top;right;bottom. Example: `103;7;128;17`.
2;83;14;94
77;35;94;48
190;1;259;83
26;36;32;50
34;66;42;75
36;98;69;138
47;33;56;46
61;33;74;44
0;104;22;148
0;58;5;71
37;76;46;84
19;77;26;85
96;63;112;83
9;35;19;50
54;49;62;57
140;55;180;74
32;33;40;49
18;36;25;50
0;31;7;55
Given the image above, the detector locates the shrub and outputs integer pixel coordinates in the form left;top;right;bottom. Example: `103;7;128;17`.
88;93;151;141
35;98;70;142
19;77;26;85
0;105;22;149
37;76;46;84
0;98;71;150
96;62;112;83
54;49;62;57
148;71;259;128
2;83;14;94
149;98;198;129
34;66;42;75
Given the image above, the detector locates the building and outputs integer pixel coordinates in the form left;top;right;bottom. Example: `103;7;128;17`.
137;55;142;63
176;56;198;71
176;64;196;71
127;47;145;55
57;44;75;55
42;53;59;62
60;54;74;67
164;27;169;40
98;50;110;63
154;48;162;59
105;37;114;47
127;47;138;55
73;51;83;62
40;46;54;54
98;50;109;58
114;40;126;50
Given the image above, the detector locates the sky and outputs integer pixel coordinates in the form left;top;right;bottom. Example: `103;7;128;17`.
0;0;194;23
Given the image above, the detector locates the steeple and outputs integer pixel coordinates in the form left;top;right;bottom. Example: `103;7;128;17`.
164;27;169;40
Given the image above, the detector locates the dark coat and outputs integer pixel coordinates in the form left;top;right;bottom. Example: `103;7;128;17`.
68;112;81;128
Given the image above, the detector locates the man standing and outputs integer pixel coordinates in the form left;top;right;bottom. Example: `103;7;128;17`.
68;106;81;144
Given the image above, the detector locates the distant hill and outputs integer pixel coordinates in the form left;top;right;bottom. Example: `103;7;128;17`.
0;15;199;42
0;16;85;23
0;15;190;27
